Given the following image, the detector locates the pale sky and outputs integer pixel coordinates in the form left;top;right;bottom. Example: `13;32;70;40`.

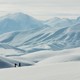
0;0;80;20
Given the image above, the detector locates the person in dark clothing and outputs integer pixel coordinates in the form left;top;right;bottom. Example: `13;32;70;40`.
14;63;17;67
19;63;21;67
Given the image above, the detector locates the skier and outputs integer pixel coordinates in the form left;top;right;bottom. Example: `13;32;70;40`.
14;63;17;67
19;63;21;67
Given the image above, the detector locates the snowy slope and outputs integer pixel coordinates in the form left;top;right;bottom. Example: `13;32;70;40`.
20;50;56;62
0;24;80;51
0;56;13;68
0;62;80;80
0;56;34;68
36;47;80;65
0;27;51;48
0;43;26;56
0;45;80;69
19;47;80;65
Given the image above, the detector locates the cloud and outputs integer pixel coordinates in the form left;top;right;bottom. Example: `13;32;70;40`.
0;0;80;7
0;0;80;19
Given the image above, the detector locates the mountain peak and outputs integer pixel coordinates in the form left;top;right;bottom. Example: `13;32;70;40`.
46;17;61;23
49;17;61;21
13;12;26;15
6;12;31;20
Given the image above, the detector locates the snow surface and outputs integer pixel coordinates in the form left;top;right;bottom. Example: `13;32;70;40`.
20;50;56;62
0;43;26;56
0;56;34;68
36;47;80;65
0;46;80;69
0;48;80;80
0;62;80;80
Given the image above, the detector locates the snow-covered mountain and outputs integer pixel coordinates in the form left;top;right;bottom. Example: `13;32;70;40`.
0;13;80;59
45;17;77;31
0;12;47;34
0;22;80;52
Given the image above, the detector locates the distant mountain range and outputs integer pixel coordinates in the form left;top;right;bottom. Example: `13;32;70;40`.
0;12;80;56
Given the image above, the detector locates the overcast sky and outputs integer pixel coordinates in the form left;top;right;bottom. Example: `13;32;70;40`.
0;0;80;20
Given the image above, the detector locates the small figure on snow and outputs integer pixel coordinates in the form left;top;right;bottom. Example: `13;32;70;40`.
14;63;17;67
19;63;21;67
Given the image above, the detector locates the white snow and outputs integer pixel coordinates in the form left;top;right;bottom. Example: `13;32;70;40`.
0;56;34;68
0;47;80;79
21;50;56;62
0;44;25;56
36;47;80;65
0;62;80;80
0;48;20;55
